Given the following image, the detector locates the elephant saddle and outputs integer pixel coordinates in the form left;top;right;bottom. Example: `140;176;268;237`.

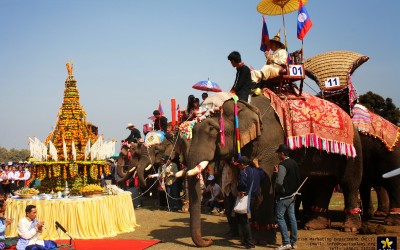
263;88;356;157
352;104;400;151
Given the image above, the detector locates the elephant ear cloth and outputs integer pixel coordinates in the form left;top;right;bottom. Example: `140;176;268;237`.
352;104;400;151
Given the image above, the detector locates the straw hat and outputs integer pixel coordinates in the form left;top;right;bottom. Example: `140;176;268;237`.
126;123;134;129
268;30;285;49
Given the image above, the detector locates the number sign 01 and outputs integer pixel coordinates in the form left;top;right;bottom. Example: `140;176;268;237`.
324;77;341;89
288;65;304;77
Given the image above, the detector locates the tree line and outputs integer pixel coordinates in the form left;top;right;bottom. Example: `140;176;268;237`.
0;147;30;163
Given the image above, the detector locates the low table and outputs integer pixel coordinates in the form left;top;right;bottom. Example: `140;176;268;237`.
5;192;137;239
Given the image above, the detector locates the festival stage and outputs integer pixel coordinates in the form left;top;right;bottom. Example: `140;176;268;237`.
5;192;137;239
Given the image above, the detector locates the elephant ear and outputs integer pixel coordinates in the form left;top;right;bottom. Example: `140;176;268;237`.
234;100;262;147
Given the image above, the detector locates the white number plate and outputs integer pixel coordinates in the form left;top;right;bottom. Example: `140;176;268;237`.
324;77;341;89
288;65;304;77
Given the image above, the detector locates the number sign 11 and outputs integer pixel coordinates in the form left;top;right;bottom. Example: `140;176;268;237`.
324;77;341;89
288;65;304;77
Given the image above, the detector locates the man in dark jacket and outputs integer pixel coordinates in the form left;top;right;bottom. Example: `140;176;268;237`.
153;110;168;133
235;156;266;248
228;51;253;102
274;144;301;250
124;123;141;143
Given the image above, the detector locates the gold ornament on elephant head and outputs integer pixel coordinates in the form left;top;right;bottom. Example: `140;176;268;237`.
252;88;262;96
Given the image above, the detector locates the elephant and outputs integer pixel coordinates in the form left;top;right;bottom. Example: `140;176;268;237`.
118;132;191;188
184;93;363;247
358;135;400;225
299;115;400;228
116;142;139;186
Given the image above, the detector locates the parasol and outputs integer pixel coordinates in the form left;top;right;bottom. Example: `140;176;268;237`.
257;0;309;49
192;79;222;92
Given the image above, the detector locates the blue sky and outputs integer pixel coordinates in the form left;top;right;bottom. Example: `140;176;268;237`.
1;0;399;150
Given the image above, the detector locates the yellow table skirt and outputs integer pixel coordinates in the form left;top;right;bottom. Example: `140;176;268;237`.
5;192;138;239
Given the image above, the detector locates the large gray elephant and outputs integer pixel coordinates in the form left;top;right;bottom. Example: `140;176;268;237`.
185;93;363;247
359;135;400;225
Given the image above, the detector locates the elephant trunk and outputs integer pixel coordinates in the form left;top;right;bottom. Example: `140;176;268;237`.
116;156;127;179
189;175;213;247
137;163;149;188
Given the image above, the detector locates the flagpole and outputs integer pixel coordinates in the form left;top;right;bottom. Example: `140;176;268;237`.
301;39;304;63
281;7;288;51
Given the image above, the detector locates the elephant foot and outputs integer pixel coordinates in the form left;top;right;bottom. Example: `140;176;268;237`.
358;222;387;234
181;201;189;213
342;209;362;232
374;210;388;217
304;213;330;230
384;212;400;226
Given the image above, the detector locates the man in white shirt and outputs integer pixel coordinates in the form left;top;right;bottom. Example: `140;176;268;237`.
203;175;223;214
8;166;18;194
16;205;56;250
251;31;288;83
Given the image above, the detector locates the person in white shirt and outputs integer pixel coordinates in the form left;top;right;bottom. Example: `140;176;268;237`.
203;175;223;214
251;31;288;84
8;166;18;194
16;205;56;250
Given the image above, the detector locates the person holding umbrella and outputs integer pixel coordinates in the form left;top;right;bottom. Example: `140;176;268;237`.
227;51;253;102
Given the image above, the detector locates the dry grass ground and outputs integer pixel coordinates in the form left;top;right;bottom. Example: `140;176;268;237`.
113;192;400;249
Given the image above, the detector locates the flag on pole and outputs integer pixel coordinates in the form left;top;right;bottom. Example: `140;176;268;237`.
260;16;270;52
63;138;68;161
49;141;58;161
71;140;77;161
84;139;91;160
297;0;313;40
158;100;164;116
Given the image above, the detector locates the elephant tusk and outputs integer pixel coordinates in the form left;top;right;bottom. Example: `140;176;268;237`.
128;166;137;173
382;168;400;178
175;169;186;178
145;164;152;171
187;161;209;176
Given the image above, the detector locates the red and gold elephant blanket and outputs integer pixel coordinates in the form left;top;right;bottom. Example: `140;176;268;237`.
263;88;356;157
352;104;400;151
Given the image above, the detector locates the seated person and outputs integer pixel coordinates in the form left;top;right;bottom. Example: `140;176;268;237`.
251;31;288;83
0;200;18;250
187;98;200;120
123;123;141;144
202;175;223;214
16;205;57;250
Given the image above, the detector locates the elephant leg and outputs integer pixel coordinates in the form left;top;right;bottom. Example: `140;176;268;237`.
224;192;239;237
303;177;334;230
374;186;390;217
384;177;400;226
359;182;374;220
341;182;362;232
250;177;277;245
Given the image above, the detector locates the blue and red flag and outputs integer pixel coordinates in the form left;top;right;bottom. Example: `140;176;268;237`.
260;16;270;52
158;100;164;116
297;0;312;40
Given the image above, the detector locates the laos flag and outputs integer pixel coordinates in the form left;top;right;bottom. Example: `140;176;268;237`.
297;0;312;40
260;16;270;52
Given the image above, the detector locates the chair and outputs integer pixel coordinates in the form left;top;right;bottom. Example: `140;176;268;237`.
257;49;305;99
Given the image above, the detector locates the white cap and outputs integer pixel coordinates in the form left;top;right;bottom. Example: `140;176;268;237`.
126;123;134;129
7;162;12;166
207;175;215;181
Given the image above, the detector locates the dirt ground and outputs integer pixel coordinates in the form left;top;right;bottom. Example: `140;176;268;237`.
114;192;400;250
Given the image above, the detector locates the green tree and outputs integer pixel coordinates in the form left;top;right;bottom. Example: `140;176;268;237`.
358;91;400;125
0;147;30;163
